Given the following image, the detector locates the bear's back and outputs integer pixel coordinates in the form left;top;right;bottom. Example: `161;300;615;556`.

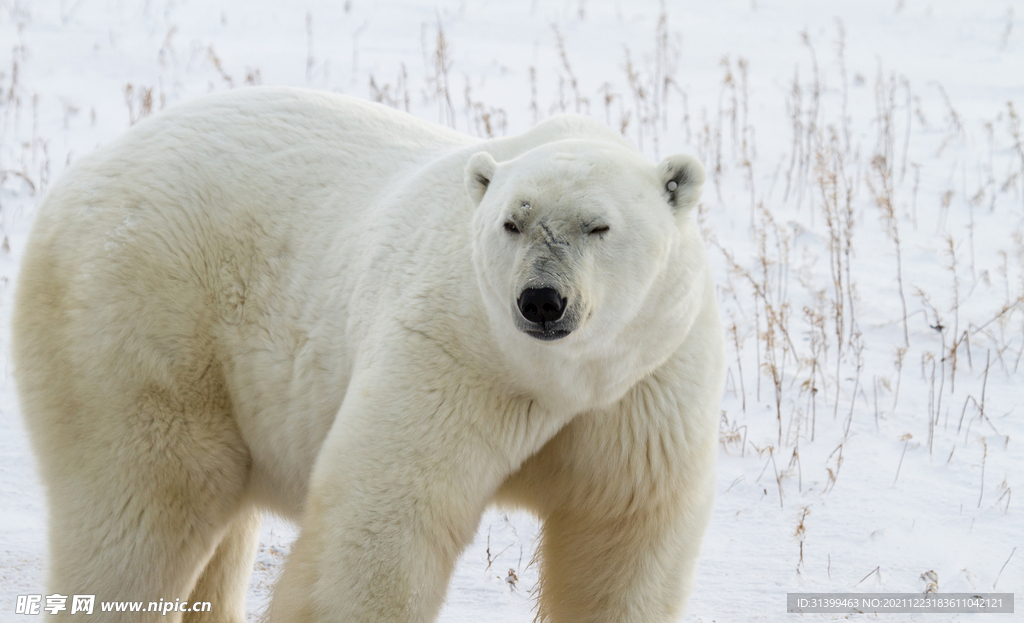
13;88;475;428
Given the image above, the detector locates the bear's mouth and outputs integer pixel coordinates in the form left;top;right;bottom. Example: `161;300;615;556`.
523;327;572;341
515;312;578;341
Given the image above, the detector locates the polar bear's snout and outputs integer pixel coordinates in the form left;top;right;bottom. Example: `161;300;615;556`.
517;287;566;324
514;284;577;341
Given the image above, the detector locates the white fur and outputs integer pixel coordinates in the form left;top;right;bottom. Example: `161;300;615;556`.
13;86;725;623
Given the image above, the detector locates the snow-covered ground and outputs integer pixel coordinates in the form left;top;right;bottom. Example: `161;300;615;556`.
1;0;1021;621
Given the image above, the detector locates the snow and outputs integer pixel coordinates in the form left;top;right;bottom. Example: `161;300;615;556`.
1;0;1021;621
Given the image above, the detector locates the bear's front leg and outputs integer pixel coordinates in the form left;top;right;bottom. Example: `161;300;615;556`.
535;412;716;623
268;367;530;623
534;484;715;623
499;354;720;623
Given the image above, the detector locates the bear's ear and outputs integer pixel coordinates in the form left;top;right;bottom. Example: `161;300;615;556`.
465;152;498;206
657;154;705;212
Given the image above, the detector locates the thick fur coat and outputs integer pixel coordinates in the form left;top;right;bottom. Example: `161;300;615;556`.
13;86;725;622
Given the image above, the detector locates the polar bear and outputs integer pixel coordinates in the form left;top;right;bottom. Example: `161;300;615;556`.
13;86;724;622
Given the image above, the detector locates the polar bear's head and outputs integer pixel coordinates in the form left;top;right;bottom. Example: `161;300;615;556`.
467;139;705;358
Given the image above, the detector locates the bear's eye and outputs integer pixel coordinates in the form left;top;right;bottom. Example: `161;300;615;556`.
504;221;520;234
588;225;610;236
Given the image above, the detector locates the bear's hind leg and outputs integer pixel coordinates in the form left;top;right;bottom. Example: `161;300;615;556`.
35;386;253;623
184;508;262;623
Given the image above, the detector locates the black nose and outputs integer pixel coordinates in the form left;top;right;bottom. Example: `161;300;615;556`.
517;288;567;324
